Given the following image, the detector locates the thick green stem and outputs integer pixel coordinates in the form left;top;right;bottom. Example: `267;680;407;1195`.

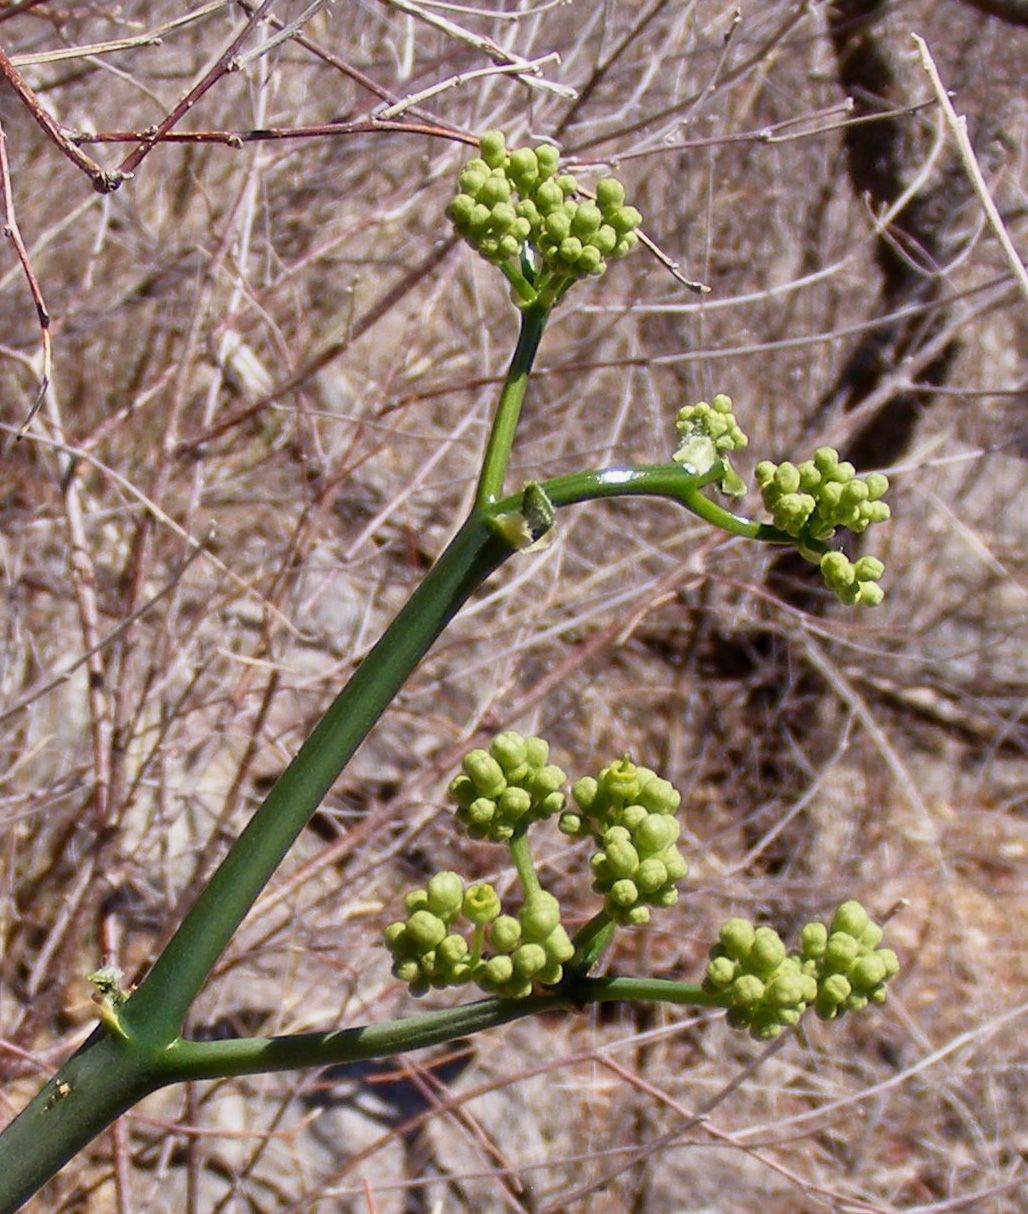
475;304;548;507
124;513;511;1043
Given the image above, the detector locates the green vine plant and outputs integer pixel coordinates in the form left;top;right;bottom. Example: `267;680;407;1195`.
0;133;898;1212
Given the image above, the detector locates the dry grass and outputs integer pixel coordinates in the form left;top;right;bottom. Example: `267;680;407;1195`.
0;1;1025;1211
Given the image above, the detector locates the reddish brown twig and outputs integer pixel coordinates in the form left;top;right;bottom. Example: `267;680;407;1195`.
0;45;124;192
71;117;473;148
0;113;50;428
113;0;276;180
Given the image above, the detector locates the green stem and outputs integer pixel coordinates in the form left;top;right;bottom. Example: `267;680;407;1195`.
570;908;616;972
475;304;549;507
124;512;511;1043
508;830;542;898
158;975;721;1082
528;463;788;542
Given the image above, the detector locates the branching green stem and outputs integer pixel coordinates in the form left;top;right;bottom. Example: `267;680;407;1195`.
475;304;548;507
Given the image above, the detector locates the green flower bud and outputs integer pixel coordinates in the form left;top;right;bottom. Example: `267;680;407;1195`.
610;205;642;234
448;193;477;228
508;146;539;187
831;901;870;937
559;236;584;263
491;730;527;771
609;878;639;907
404;888;429;913
603;827;639;877
591;224;617;255
543;924;575;963
824;931;860;971
801;921;828;958
556;174;578;196
463;883;501;925
405;910;447;951
595;178;626;210
520;891;562;939
720;917;756;960
635;813;678;854
479;130;507;168
544;209;572;240
558;811;583;836
498;785;532;821
635;856;668;893
852;556;885;583
572;776;599;812
535;144;559;177
426;871;464;919
750;927;787;976
577;245;604;275
706;955;736;989
850;953;887;992
535;179;565;213
731;974;765;1007
478;173;511;207
512;942;547;978
571;202;603;237
614;232;638;256
462;750;506;797
490;915;522;953
484;954;514;985
438;933;469;967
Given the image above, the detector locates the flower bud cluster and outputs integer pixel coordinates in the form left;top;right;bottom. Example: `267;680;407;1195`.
449;731;566;843
755;447;890;605
703;919;818;1040
559;757;687;925
704;901;899;1039
476;889;575;1000
447;131;642;302
801;900;900;1020
384;872;574;999
673;394;749;497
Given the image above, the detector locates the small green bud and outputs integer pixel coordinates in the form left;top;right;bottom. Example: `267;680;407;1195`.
491;730;527;771
824;931;860;971
463;883;501;925
831;901;870;937
404;888;428;913
750;927;787;976
635;857;668;893
801;921;828;958
720;918;756;960
731;974;765;1007
591;224;618;255
508;147;539;185
490;915;522;953
426;871;464;918
850;953;887;992
520;891;562;939
610;205;642;234
462;750;506;797
706;955;736;989
571;202;603;237
405;910;447;951
512;943;547;978
438;933;469;967
556;174;578;196
609;878;639;907
535;144;559;177
595;178;626;210
479;130;507;168
484;954;514;985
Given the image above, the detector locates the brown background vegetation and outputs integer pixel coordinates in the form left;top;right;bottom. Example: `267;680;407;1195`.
0;1;1025;1211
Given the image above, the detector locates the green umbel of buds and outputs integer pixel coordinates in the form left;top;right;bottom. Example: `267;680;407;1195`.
385;874;574;1000
449;731;567;842
447;131;642;307
476;890;575;1000
755;447;890;604
705;902;899;1039
800;900;900;1020
673;394;749;497
703;920;818;1040
559;757;687;926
